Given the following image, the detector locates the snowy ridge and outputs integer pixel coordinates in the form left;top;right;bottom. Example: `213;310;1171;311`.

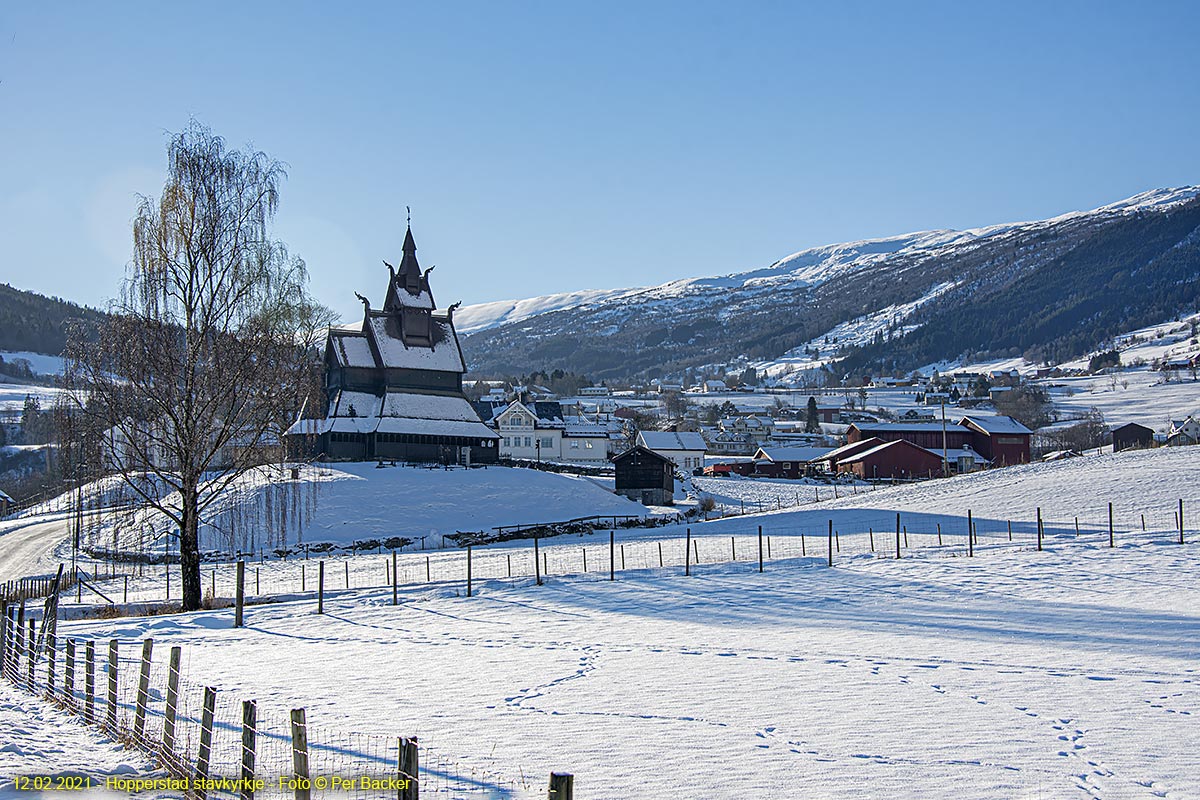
454;288;640;334
458;186;1200;340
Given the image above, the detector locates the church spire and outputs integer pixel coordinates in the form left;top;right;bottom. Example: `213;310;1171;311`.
397;218;422;294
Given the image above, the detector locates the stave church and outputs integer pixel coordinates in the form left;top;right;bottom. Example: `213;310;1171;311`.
287;224;499;464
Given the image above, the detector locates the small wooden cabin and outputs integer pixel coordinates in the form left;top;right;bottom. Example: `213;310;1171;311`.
613;446;675;506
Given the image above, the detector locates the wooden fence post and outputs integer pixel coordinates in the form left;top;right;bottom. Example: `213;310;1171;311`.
45;627;56;698
582;548;587;573
256;568;260;596
827;520;833;567
1108;503;1114;548
466;546;473;598
106;639;118;731
162;646;182;757
196;687;217;798
240;699;257;800
0;602;7;680
758;526;763;573
549;772;574;800
317;561;325;615
658;541;663;567
685;528;692;576
968;510;974;558
392;550;399;605
535;538;542;586
399;736;419;800
1007;520;1012;542
731;536;737;561
345;561;350;589
84;640;95;724
870;527;875;551
609;532;615;581
290;708;311;800
1180;499;1185;545
301;564;306;592
65;639;76;709
134;639;153;743
895;513;901;559
235;561;245;628
26;617;35;689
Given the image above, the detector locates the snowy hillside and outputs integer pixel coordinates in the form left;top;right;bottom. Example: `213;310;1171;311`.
18;446;1197;800
460;186;1200;380
86;462;654;556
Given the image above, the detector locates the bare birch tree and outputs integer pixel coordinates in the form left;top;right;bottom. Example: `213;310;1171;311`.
65;122;331;611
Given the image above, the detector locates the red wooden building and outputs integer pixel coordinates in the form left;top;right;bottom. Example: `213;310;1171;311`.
836;439;944;480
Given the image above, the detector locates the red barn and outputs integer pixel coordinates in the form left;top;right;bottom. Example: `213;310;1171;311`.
836;439;944;480
847;422;974;451
957;416;1032;465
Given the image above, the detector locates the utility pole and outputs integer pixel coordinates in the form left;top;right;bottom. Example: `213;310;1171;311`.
940;398;949;477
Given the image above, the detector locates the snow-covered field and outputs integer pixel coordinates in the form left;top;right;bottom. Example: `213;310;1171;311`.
2;447;1197;798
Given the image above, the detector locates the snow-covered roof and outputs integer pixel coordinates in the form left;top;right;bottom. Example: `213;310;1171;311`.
380;392;483;422
0;489;13;503
754;446;834;463
819;437;886;461
375;418;498;439
942;447;989;463
330;391;383;418
958;415;1033;435
638;431;708;452
837;439;937;464
388;285;434;310
368;316;465;373
854;422;973;433
330;333;376;368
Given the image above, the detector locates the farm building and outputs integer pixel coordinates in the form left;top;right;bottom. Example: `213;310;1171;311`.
815;437;889;472
749;446;835;479
848;415;1031;467
286;225;499;464
835;439;944;480
958;416;1032;465
1111;422;1154;452
613;446;675;506
0;488;12;517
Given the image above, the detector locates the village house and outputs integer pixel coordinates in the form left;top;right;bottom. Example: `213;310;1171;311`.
637;430;708;473
1165;415;1199;447
0;488;12;518
286;225;499;464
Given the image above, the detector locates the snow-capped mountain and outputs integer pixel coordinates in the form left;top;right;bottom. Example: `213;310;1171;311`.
460;187;1200;380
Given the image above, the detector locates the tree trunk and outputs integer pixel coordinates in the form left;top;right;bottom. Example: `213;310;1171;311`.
180;485;202;611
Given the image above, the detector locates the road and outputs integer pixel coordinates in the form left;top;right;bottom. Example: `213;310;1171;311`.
0;515;72;581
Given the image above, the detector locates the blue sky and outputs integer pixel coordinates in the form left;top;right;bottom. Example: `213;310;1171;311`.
2;1;1198;323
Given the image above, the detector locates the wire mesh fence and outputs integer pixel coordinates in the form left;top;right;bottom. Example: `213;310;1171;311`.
61;494;1196;610
0;614;545;798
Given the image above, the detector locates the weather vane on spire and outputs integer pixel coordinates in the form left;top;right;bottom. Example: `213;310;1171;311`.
406;205;411;226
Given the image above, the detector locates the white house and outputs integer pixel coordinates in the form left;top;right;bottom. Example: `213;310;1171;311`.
495;401;562;462
1166;415;1199;446
637;430;708;472
578;386;611;397
494;401;620;464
